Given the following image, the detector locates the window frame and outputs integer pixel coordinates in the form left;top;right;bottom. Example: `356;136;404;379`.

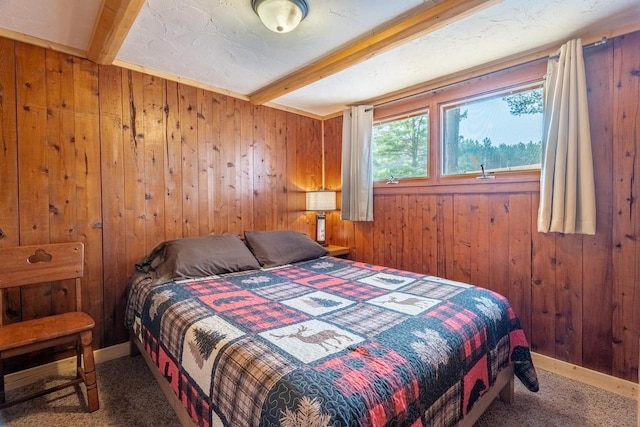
439;81;544;178
372;108;430;182
372;60;546;195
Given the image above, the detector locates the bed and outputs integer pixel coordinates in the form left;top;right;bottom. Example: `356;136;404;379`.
125;231;538;427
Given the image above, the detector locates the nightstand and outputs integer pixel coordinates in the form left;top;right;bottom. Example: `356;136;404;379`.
325;245;350;258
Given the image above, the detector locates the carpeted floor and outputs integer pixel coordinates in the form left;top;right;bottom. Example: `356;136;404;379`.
0;355;636;426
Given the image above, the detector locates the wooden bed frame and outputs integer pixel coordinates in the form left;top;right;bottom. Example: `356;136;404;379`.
131;335;515;427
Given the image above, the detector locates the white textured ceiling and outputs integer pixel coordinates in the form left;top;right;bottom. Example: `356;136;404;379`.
0;0;638;117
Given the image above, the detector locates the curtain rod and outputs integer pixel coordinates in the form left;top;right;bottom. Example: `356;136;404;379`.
365;36;609;112
548;36;608;60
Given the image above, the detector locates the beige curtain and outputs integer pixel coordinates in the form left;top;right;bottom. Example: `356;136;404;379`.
537;38;596;235
341;105;374;221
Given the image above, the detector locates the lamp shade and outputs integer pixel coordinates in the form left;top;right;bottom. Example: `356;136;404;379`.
306;190;336;212
252;0;308;33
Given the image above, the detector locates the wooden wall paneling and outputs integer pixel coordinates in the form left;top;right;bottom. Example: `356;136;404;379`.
217;95;231;233
16;43;51;321
45;50;75;114
611;32;640;381
323;116;349;248
221;96;238;233
312;117;324;236
0;37;20;326
390;195;402;269
285;112;301;231
625;32;640;383
275;109;288;229
323;116;341;193
372;195;385;266
393;195;403;268
240;99;255;233
211;91;225;234
287;114;308;232
122;70;147;272
142;74;166;252
420;195;438;275
403;195;417;272
0;37;18;247
45;51;77;315
470;195;490;288
436;194;454;278
208;93;224;235
353;221;371;263
74;111;104;345
451;195;471;283
529;194;556;356
73;57;99;115
45;52;77;245
378;195;392;267
301;115;322;237
379;196;391;266
391;195;404;268
562;234;586;363
252;105;267;232
72;56;103;344
262;106;278;230
178;83;199;237
554;233;583;364
507;193;532;338
489;194;510;297
233;98;246;234
227;98;242;233
581;35;614;375
164;81;183;240
196;89;214;235
99;65;129;345
397;195;408;271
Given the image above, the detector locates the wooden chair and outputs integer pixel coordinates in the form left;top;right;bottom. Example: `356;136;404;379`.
0;242;99;412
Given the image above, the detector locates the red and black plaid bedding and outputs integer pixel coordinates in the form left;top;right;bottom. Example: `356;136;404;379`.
125;257;538;427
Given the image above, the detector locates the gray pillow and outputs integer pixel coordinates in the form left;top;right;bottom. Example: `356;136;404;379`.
244;230;329;268
138;235;261;279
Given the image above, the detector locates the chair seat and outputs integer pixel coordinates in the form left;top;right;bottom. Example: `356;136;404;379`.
0;312;95;353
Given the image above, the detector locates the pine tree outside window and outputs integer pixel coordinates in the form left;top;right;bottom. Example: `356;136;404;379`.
441;83;544;176
372;110;429;181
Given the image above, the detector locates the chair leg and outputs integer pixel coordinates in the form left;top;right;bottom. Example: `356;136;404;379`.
80;331;99;412
76;341;82;379
0;359;5;404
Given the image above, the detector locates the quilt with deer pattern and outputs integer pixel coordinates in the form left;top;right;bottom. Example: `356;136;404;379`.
125;257;538;427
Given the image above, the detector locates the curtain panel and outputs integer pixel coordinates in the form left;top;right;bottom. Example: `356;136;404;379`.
341;106;374;221
537;38;596;235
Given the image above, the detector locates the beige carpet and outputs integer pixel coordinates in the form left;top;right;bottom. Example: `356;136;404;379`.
0;356;636;426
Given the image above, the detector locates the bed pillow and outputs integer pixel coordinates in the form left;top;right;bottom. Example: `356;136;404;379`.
138;235;261;280
244;230;329;268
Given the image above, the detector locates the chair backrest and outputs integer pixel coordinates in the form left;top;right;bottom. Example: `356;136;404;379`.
0;242;85;325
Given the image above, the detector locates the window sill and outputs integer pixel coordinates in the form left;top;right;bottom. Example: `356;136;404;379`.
373;172;540;195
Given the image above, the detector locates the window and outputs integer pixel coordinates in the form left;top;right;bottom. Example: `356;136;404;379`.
441;84;543;176
372;110;429;181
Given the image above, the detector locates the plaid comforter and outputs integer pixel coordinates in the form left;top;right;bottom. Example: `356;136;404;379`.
125;257;538;427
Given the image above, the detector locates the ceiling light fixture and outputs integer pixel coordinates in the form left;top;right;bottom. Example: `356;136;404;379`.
251;0;309;33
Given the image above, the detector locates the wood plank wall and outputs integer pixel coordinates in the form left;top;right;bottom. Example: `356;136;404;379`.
0;37;322;351
0;31;638;384
324;31;640;383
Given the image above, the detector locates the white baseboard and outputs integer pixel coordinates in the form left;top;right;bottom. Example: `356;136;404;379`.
4;342;130;392
531;352;638;400
5;344;638;403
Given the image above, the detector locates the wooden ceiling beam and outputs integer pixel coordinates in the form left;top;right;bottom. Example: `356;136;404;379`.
249;0;501;105
87;0;146;65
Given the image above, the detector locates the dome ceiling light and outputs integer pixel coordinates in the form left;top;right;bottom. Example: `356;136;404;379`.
251;0;309;33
